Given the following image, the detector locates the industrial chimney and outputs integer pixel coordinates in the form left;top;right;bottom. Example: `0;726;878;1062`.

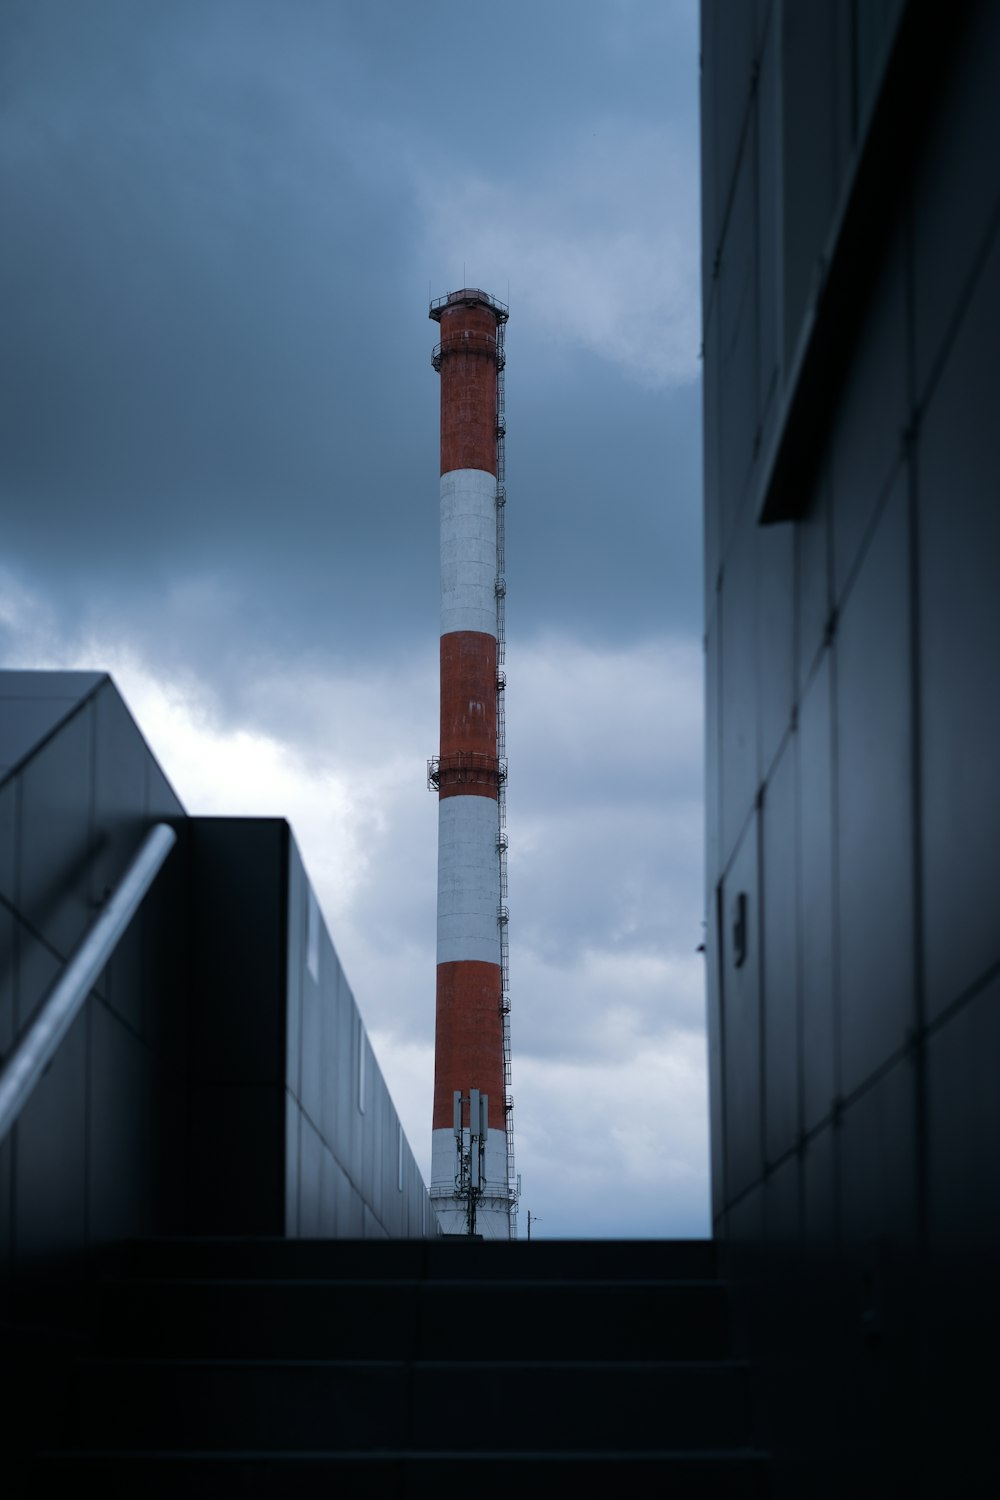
428;288;516;1239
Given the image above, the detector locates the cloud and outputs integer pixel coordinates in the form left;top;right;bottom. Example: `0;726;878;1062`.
514;1028;709;1238
417;121;700;388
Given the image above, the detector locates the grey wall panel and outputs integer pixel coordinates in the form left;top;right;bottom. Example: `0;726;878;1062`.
0;670;103;778
316;1139;338;1237
284;1091;301;1236
797;655;835;1134
0;698;80;779
702;303;721;599
726;1181;764;1245
918;235;1000;1019
835;1069;922;1474
318;960;343;1161
0;776;14;907
717;155;758;545
187;819;286;1087
755;0;773;48
755;21;780;462
282;824;433;1238
362;1203;388;1240
761;741;798;1164
756;520;795;779
336;997;356;1184
153;1081;186;1235
704;0;756;278
350;1009;366;1184
186;1083;286;1235
829;228;908;600
103;888;144;1037
720;819;761;1200
911;0;1000;397
285;839;305;1102
763;1153;801;1247
800;1123;836;1246
704;815;726;1225
145;756;184;823
704;616;721;896
297;1110;324;1238
362;1051;381;1219
138;834;188;1079
298;939;323;1133
184;817;433;1239
0;1133;11;1320
17;704;94;967
0;783;12;1057
698;1;718;300
91;683;148;916
702;0;1000;1481
0;670;104;705
719;511;759;867
338;1159;363;1237
779;0;842;371
838;1060;918;1251
925;978;1000;1250
12;914;62;1042
88;1002;152;1246
13;1007;88;1258
835;477;914;1095
795;472;831;697
1;671;190;1294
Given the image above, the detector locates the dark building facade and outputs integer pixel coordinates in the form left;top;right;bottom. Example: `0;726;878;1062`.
702;0;1000;1487
0;669;433;1328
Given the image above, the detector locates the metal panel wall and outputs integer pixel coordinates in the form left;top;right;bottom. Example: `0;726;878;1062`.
1;672;434;1329
702;0;1000;1486
0;671;188;1323
184;818;433;1239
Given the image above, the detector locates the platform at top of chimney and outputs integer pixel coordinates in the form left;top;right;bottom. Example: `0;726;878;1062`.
429;287;508;324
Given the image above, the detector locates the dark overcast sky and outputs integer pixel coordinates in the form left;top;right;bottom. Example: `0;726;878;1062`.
0;0;707;1238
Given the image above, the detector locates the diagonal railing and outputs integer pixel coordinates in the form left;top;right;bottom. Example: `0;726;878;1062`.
0;821;177;1142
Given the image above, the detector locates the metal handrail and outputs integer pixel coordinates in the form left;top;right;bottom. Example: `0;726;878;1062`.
0;821;178;1142
427;752;508;791
431;332;506;372
429;288;509;321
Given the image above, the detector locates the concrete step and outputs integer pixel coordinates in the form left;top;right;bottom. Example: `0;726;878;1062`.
100;1275;730;1361
71;1357;754;1453
35;1449;772;1498
30;1237;768;1489
118;1236;719;1283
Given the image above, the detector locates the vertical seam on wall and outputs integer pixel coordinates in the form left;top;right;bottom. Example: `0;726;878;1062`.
917;187;1000;423
287;827;301;1237
714;876;728;1227
141;752;150;1050
84;694;97;1250
904;188;929;1268
9;772;21;1259
828;611;842;1244
752;66;762;467
793;671;806;1225
704;60;758;336
755;795;766;1182
712;559;728;1229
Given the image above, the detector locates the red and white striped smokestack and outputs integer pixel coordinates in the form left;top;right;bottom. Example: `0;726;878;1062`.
428;287;516;1239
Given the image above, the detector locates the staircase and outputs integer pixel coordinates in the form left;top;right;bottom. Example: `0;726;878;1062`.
31;1237;769;1495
